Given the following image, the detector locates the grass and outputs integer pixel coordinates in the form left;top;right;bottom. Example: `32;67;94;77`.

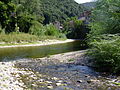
0;32;66;46
0;32;39;43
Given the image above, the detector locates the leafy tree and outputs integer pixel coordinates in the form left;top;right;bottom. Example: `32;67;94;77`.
88;0;120;37
0;0;16;33
64;17;89;39
12;0;44;23
17;14;33;33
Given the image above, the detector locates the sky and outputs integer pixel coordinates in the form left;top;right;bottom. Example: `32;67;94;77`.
74;0;94;4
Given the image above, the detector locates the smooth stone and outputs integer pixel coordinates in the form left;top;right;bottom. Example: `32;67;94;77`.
57;80;63;83
85;75;90;78
87;80;92;83
77;80;83;83
52;77;58;80
47;85;53;89
56;83;62;86
46;81;52;84
39;79;44;82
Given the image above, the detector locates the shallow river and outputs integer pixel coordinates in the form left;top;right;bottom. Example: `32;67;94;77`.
0;41;86;61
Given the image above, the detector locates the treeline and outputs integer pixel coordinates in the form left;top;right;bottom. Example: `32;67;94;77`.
87;0;120;73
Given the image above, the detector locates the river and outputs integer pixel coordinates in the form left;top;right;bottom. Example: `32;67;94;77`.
0;40;86;61
0;41;120;90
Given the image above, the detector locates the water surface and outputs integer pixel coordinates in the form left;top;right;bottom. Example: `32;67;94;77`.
0;41;86;61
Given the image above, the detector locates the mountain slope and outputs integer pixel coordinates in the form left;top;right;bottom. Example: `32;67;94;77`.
41;0;83;24
12;0;84;24
82;2;96;10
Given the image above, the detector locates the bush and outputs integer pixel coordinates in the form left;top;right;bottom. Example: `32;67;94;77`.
63;17;89;39
29;21;46;36
45;24;59;36
87;34;120;73
17;15;33;33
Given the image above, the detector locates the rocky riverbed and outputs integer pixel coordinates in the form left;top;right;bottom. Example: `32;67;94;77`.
0;50;120;90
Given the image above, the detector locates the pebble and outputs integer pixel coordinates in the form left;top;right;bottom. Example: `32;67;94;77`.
85;75;90;78
77;80;83;83
39;79;44;82
87;80;92;83
56;83;62;86
58;80;63;83
0;62;26;90
52;77;58;80
46;81;52;84
87;79;99;83
47;85;53;89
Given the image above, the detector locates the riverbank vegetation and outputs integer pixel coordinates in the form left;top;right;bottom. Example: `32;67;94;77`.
87;0;120;73
0;0;87;44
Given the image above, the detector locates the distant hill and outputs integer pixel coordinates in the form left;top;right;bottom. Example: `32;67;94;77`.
82;2;96;10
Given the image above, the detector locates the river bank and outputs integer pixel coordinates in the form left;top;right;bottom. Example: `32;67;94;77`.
0;50;120;90
0;39;76;48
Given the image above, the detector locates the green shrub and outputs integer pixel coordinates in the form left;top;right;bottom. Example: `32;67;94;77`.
57;33;66;39
45;24;59;36
17;14;33;33
63;17;89;39
87;34;120;73
29;21;46;36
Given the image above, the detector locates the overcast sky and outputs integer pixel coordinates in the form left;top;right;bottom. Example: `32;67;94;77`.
74;0;94;4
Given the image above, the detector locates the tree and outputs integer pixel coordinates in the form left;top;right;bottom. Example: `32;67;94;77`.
12;0;44;23
0;0;16;33
63;17;89;39
89;0;120;37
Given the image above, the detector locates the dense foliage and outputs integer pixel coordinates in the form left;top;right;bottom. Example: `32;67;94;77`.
12;0;83;24
88;34;120;73
63;17;89;39
87;0;120;73
0;0;16;33
88;0;120;37
41;0;83;24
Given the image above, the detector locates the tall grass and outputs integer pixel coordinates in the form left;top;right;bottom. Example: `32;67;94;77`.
0;32;39;43
0;32;66;45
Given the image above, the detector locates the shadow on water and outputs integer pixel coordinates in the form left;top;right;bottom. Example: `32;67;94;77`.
0;41;87;61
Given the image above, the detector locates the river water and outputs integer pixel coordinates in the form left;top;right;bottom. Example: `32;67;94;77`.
0;41;86;61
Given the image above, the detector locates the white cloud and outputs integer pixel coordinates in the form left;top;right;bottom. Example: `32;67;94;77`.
74;0;94;4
